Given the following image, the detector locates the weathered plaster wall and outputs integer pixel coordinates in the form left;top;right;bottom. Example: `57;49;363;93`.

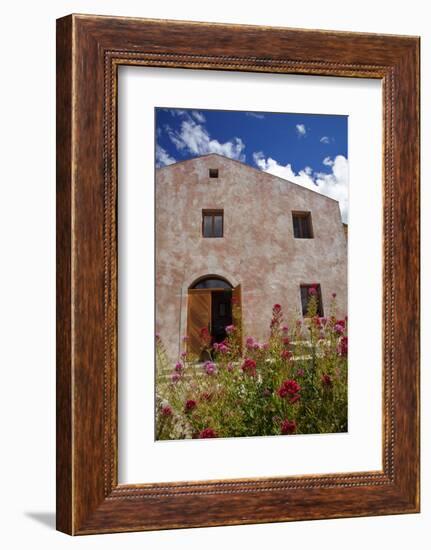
156;154;347;363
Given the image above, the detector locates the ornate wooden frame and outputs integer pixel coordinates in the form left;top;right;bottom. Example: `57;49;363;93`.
56;14;420;535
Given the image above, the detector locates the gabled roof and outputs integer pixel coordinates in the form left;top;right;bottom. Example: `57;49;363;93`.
157;153;339;204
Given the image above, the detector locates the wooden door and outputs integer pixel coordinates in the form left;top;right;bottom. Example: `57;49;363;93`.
232;284;242;352
187;290;211;358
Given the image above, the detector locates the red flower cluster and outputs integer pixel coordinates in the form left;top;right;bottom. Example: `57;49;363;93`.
199;326;211;346
184;399;197;413
321;374;333;388
277;379;301;403
199;428;218;438
312;315;323;328
241;357;257;376
280;349;292;361
199;327;209;338
337;336;348;357
270;303;284;333
280;419;297;435
161;404;172;417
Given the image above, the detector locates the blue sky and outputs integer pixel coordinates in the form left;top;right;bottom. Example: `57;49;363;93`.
155;108;349;222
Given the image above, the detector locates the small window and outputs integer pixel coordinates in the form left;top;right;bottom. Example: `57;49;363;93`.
292;211;313;238
300;284;324;317
202;209;224;238
209;168;219;178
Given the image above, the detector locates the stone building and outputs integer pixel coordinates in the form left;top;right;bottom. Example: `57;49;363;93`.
156;153;347;362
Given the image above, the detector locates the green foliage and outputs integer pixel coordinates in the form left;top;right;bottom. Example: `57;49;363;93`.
156;293;347;440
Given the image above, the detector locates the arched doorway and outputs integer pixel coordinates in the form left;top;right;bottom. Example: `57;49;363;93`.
187;275;241;359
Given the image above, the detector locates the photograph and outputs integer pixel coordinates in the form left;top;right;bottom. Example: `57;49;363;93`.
155;107;349;440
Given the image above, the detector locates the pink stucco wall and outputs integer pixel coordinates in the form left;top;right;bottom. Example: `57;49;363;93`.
156;153;347;363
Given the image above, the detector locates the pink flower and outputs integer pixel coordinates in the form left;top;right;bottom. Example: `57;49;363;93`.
308;287;317;296
273;304;282;314
241;358;257;376
225;324;236;334
334;323;345;335
261;343;269;351
282;337;290;346
282;325;289;333
245;336;255;349
185;399;197;412
180;351;187;359
161;404;172;417
218;343;229;354
171;372;181;383
199;428;218;438
226;362;234;372
253;342;261;351
320;317;328;326
295;368;305;378
203;361;217;375
174;362;183;372
281;419;296;435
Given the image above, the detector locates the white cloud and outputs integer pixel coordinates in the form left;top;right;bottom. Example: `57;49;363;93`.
167;119;246;161
246;112;265;120
296;123;307;137
253;152;349;222
166;108;187;117
191;110;206;123
320;136;331;144
155;144;176;168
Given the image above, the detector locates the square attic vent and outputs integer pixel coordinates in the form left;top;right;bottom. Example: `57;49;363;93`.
209;168;219;178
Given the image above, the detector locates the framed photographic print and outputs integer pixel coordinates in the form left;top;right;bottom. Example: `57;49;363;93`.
56;14;420;535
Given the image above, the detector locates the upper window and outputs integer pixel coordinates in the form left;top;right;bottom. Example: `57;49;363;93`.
300;284;324;317
292;211;313;238
209;168;219;178
202;209;224;238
